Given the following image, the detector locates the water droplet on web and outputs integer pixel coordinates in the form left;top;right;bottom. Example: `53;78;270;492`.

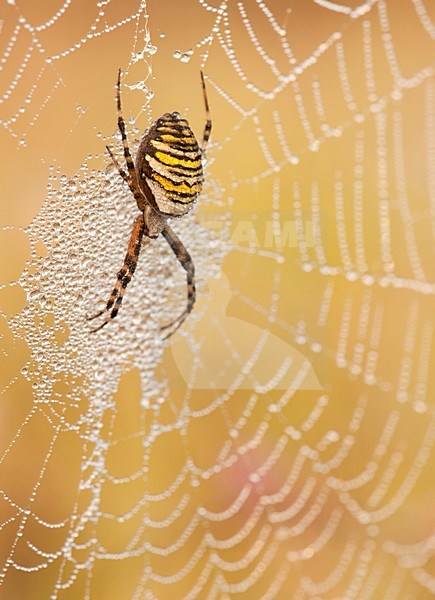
413;401;427;414
145;42;157;56
173;49;193;63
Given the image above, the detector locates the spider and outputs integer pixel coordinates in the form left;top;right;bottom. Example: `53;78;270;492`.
88;69;211;337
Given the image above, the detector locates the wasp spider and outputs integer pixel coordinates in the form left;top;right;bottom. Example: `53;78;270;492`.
88;69;211;337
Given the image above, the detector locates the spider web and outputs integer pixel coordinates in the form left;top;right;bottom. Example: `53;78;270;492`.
1;0;435;598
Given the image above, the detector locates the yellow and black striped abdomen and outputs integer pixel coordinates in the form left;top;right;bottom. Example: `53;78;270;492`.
135;112;204;217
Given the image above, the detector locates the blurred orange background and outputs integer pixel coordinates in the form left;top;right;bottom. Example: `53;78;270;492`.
1;1;435;598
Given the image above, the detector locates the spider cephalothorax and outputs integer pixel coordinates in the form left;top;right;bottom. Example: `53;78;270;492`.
88;70;211;337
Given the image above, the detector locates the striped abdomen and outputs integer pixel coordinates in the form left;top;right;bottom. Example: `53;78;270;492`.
136;111;204;217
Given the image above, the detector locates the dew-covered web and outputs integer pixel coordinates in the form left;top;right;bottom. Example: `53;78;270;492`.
1;0;435;598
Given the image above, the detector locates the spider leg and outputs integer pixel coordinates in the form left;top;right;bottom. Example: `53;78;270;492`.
116;69;139;186
200;71;212;152
106;144;129;184
113;69;146;211
107;143;146;211
160;224;195;339
88;214;146;332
